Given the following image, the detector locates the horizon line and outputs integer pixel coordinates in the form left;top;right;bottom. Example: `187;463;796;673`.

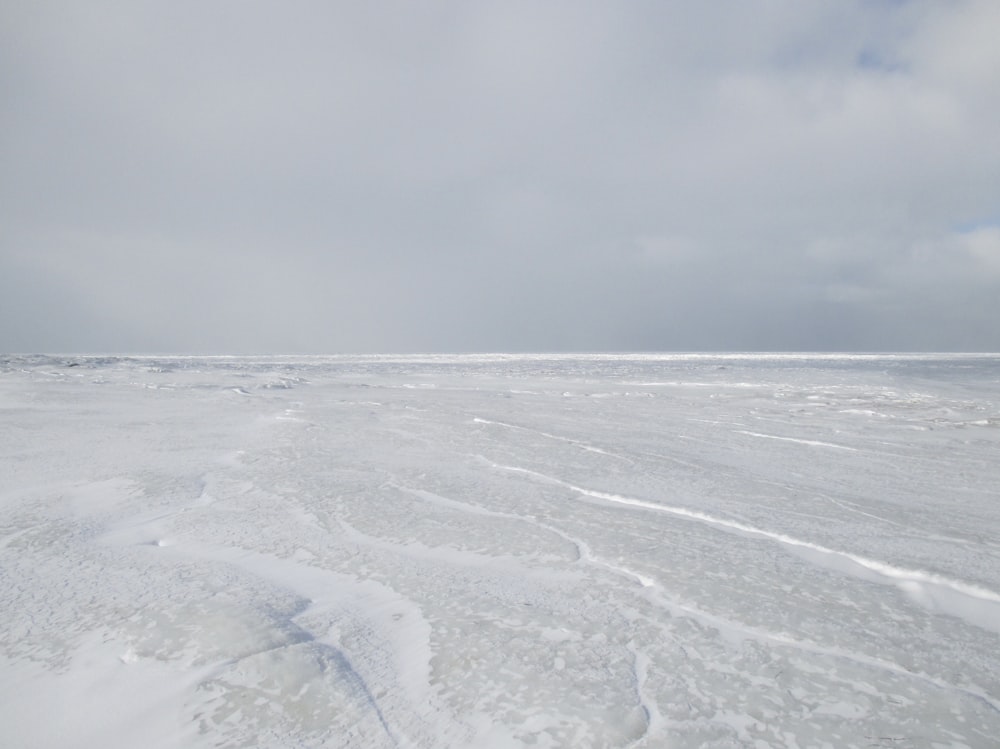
6;350;1000;359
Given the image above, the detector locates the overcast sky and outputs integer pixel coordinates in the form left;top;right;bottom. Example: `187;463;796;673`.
2;1;999;353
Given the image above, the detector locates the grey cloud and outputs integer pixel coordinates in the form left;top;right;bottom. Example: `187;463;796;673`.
2;0;998;352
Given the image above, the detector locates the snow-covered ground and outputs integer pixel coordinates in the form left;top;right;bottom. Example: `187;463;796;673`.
2;353;999;748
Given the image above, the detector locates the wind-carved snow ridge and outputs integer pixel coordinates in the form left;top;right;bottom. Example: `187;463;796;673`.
472;417;634;462
625;641;663;746
488;461;1000;634
153;538;438;747
734;430;858;451
392;483;656;589
393;483;1000;725
636;571;1000;716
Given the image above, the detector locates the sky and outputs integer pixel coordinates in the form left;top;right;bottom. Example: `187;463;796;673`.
2;1;999;354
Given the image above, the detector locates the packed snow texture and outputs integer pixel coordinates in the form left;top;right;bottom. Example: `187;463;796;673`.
1;353;999;748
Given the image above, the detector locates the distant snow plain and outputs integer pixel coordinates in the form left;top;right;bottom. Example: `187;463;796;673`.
1;353;998;749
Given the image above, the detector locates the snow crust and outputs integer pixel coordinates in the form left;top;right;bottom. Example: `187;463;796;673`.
2;352;999;748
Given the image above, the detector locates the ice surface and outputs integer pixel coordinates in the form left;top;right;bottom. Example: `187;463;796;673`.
2;353;999;748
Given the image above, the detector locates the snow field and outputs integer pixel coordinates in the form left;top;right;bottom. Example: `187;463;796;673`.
1;353;999;748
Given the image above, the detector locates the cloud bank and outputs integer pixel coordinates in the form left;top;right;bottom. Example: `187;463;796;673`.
2;0;999;352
